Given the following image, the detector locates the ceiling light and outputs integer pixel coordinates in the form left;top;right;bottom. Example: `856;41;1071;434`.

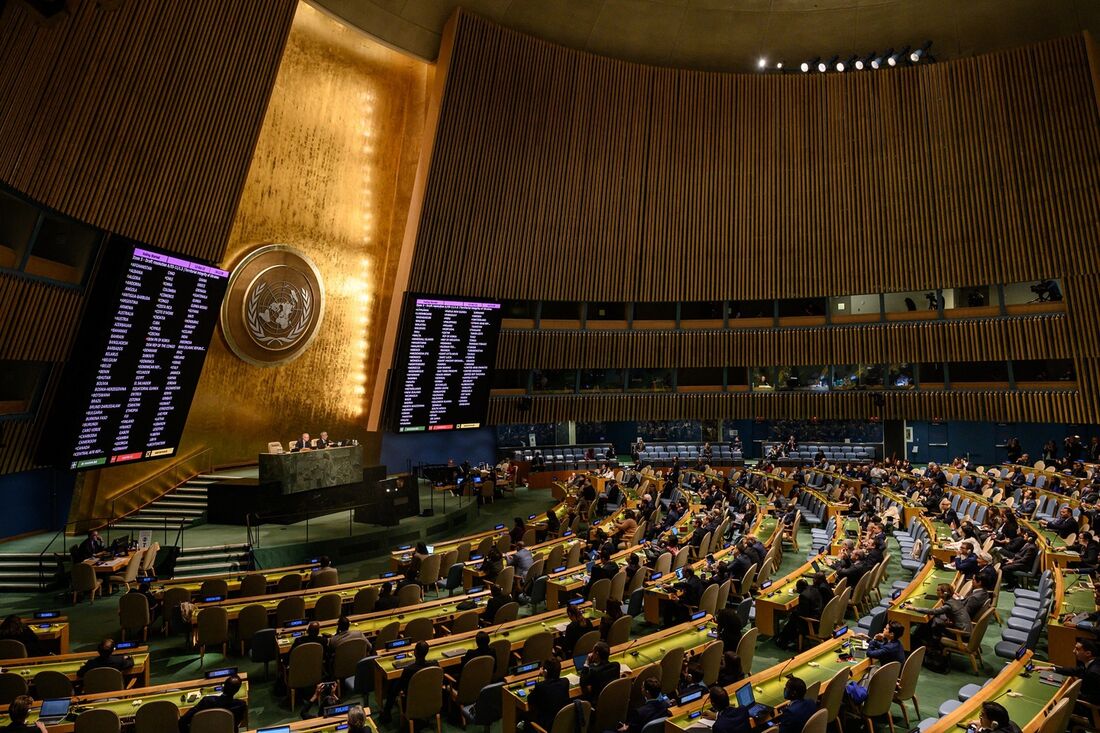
910;41;933;62
855;52;875;71
801;58;818;73
775;61;784;70
758;57;767;69
820;55;838;73
888;45;911;67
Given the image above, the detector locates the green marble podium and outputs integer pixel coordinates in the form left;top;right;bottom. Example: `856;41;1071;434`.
258;444;363;494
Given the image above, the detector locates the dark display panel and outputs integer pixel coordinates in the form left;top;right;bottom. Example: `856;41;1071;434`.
388;295;502;432
40;239;229;470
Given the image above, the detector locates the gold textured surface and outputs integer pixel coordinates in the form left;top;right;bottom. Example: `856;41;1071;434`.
71;3;430;522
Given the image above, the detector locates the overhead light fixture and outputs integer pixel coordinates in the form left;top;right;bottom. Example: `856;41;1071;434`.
888;45;910;67
910;41;933;62
819;56;837;73
801;58;818;73
855;52;875;71
837;55;857;72
758;57;767;69
775;61;784;70
875;48;892;69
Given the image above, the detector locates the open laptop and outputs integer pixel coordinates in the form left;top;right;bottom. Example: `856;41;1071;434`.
735;684;772;719
37;698;71;725
573;654;588;671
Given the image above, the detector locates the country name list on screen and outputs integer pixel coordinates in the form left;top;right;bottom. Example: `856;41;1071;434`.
397;298;501;432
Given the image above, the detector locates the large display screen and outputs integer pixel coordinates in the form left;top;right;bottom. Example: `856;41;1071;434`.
40;239;229;470
387;294;502;432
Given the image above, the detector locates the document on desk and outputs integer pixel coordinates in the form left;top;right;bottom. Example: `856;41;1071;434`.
566;673;581;686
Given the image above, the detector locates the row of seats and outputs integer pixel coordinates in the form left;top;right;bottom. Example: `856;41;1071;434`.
794;492;829;527
786;444;877;461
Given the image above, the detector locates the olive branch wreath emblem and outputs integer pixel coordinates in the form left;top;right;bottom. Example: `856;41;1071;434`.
245;281;312;348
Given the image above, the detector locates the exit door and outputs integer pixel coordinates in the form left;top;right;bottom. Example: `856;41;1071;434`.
927;423;950;464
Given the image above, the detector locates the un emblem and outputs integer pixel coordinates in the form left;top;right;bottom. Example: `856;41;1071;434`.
221;245;325;366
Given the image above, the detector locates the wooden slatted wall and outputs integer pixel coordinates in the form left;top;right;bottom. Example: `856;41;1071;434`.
0;0;297;260
0;0;298;474
406;13;1100;425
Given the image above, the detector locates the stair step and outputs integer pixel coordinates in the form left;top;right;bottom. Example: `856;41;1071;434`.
150;500;207;510
180;544;250;553
0;569;59;579
172;561;247;576
132;508;205;518
0;559;59;569
196;474;240;480
171;488;208;497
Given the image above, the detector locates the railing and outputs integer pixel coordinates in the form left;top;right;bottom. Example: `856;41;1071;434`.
104;447;214;527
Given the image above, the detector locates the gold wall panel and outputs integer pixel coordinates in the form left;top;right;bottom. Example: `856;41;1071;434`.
69;3;431;522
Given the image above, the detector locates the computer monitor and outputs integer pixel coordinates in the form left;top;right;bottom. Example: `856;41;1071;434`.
833;626;848;638
735;685;755;708
679;689;704;705
426;545;435;554
675;567;684;580
573;654;588;670
38;699;71;722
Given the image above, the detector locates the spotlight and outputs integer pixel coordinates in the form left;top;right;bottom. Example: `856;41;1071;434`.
775;61;784;70
874;48;892;69
888;45;910;67
837;55;857;72
855;52;875;71
819;56;838;73
758;57;767;69
801;58;818;73
910;41;933;62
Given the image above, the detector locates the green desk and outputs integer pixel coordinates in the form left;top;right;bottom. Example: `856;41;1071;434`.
502;617;717;731
0;648;150;690
151;564;318;598
0;676;250;732
1048;569;1097;667
887;561;958;650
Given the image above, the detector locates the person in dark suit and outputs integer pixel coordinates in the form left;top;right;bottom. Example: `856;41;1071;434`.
289;621;329;656
380;641;438;723
457;631;495;679
837;550;872;587
952;543;979;579
0;615;42;657
374;582;399;612
586;548;619;594
527;658;570;731
77;530;105;561
315;431;331;448
1002;532;1040;589
77;638;134;678
179;674;248;732
775;579;822;650
864;621;907;666
578;642;621;702
663;566;705;627
934;499;960;528
559;602;595;657
912;583;972;661
775;677;818;733
617;676;669;733
1071;532;1100;574
709;686;751;733
1036;640;1100;713
812;572;834;607
482;583;512;624
292;433;312;451
538;509;561;542
1043;506;1080;539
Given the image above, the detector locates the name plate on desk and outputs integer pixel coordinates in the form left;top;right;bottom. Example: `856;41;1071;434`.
258;444;363;494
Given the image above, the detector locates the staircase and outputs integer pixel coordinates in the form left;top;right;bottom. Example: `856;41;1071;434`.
0;553;66;592
172;542;252;578
113;476;214;533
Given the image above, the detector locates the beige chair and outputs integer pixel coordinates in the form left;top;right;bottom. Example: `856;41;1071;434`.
0;639;26;659
73;708;121;733
353;586;379;614
819;666;851;733
653;552;672;575
847;572;873;618
439;549;459;578
314;593;343;621
591;676;631;733
608;570;627;604
893;645;926;725
490;638;512;682
805;680;822;702
715;579;732;613
493;601;519;624
588;578;612;610
456;542;472;563
238;573;267;598
276;573;303;593
400;666;445;732
118;592;150;641
375;620;401;647
276;596;306;626
566;543;583;568
522;528;538;546
802;708;828;733
83;666;125;694
449;610;480;635
333;637;368;685
447;654;494;719
606;614;632;646
196;607;229;667
627;567;646;595
672;549;691;571
700;640;724;686
1040;697;1073;733
418;554;442;597
546;544;564;570
108;552;143;593
72;561;102;604
138;543;160;577
659;646;686;695
190;707;235;733
287;641;325;709
33;669;74;698
697;583;719;616
804;596;844;649
496;534;511;554
531;699;590;733
737;563;758;597
133;699;179;733
161;587;191;635
572;629;600;657
199;579;230;598
404;616;435;642
855;661;901;733
495;566;516;594
237;603;269;655
941;607;994;673
397;583;423;607
0;672;27;704
476;536;494;557
521;630;555;663
737;627;759;675
311;568;340;588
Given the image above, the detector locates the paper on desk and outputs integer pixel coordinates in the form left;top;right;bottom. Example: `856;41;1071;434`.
619;663;631;675
553;623;568;633
688;719;715;729
566;674;581;686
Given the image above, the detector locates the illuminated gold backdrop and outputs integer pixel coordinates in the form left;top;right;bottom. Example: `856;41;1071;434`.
71;3;430;523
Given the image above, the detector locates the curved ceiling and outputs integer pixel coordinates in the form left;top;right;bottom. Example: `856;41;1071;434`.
309;0;1100;72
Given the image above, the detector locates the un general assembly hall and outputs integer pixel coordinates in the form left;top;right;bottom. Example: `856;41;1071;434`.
1;1;1100;732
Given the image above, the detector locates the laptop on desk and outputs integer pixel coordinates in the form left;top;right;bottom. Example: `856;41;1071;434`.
735;684;772;719
37;698;71;725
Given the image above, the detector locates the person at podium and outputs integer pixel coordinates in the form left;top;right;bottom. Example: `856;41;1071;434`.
315;431;332;448
293;433;312;451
